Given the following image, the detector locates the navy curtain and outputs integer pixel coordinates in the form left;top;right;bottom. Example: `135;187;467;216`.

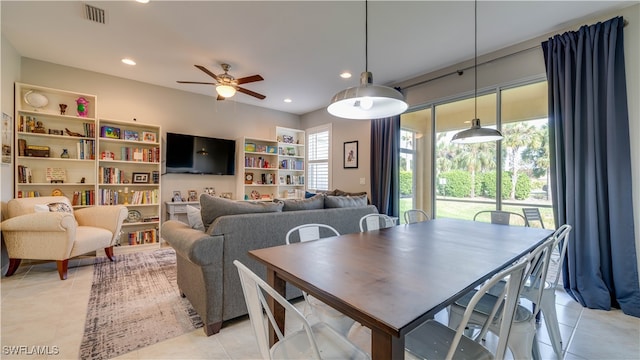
370;116;400;217
543;16;640;317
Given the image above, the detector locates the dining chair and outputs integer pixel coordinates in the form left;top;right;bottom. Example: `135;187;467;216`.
403;209;430;224
359;213;396;232
522;207;546;228
447;235;556;360
405;250;530;360
285;224;355;335
473;210;527;226
234;260;370;360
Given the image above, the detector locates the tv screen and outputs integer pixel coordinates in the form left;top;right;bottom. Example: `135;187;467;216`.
165;132;236;175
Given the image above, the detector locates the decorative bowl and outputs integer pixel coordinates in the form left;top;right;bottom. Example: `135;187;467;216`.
24;90;49;110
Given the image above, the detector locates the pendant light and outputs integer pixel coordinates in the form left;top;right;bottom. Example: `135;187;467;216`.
451;0;503;144
327;0;408;120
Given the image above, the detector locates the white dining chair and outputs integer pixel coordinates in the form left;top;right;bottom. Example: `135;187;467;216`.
285;224;355;335
359;213;396;232
403;209;430;224
447;234;556;360
405;249;531;360
234;260;370;360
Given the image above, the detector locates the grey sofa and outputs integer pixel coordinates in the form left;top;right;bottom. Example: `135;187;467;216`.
161;202;378;336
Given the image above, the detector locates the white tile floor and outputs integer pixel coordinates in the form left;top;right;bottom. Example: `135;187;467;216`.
1;256;639;359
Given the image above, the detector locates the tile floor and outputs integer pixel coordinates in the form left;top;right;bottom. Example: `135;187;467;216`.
1;256;639;359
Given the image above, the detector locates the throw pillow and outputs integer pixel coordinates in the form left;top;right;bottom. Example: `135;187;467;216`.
324;195;368;208
34;204;50;213
281;194;324;211
304;191;316;199
186;205;205;232
334;189;367;197
47;202;73;213
200;194;284;228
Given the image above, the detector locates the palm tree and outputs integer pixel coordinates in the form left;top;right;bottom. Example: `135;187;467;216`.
502;122;537;199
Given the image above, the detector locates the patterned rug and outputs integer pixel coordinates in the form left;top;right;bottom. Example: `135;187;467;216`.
79;248;203;360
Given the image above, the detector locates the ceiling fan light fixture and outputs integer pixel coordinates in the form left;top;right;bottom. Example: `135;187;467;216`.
216;84;236;98
328;72;408;120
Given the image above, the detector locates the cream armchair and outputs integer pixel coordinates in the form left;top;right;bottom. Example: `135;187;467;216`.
1;196;127;280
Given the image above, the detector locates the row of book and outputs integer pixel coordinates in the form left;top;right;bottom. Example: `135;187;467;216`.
98;189;122;205
244;156;273;169
121;147;160;162
124;228;158;245
98;167;125;184
17;190;40;198
77;139;95;160
279;159;304;170
129;189;159;205
17;165;33;183
72;190;95;206
282;174;304;185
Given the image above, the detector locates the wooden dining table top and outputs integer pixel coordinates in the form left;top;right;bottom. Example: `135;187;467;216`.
249;218;553;359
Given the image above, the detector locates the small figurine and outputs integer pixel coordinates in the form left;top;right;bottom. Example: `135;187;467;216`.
65;128;84;137
76;97;89;117
59;104;67;115
60;149;70;158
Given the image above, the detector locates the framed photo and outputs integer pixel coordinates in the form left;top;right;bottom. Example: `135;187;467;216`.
343;141;358;169
124;130;139;141
187;189;198;202
2;112;13;164
172;190;182;202
132;172;149;183
141;131;157;143
100;126;121;139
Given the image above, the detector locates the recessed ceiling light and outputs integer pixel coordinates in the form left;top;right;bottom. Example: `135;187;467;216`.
340;72;352;79
121;58;136;65
284;98;292;103
136;0;149;3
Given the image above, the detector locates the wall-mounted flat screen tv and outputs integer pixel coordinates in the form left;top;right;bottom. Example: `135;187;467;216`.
165;132;236;175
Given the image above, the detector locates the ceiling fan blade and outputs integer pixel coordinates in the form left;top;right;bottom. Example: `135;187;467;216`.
194;65;221;82
237;86;266;100
236;75;264;85
176;81;216;85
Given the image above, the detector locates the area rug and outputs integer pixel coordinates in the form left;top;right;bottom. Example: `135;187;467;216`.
79;248;203;360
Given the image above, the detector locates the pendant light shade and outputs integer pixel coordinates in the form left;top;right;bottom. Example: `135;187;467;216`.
328;72;408;119
451;118;503;143
451;0;503;144
327;0;408;120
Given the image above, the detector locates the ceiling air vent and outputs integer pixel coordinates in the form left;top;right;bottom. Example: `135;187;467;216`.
84;4;106;24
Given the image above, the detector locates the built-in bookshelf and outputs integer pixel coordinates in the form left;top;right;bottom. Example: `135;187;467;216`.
275;127;306;199
14;83;97;207
98;118;161;252
236;137;279;201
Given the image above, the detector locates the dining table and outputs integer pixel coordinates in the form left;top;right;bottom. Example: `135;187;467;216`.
248;217;553;360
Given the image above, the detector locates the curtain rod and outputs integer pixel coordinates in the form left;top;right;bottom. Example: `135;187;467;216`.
402;18;629;91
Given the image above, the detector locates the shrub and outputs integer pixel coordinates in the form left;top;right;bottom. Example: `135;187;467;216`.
481;172;513;200
399;171;412;196
515;173;531;200
440;170;471;198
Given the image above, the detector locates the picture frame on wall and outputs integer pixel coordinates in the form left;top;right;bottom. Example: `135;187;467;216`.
343;141;358;169
187;189;198;202
2;112;13;165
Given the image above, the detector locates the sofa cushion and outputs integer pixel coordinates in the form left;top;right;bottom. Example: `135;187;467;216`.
186;205;205;231
333;189;367;197
200;194;284;228
281;194;324;211
324;195;368;208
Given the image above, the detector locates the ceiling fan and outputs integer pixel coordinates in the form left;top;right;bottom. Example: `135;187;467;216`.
177;64;265;100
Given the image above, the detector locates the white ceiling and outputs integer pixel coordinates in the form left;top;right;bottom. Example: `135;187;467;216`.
1;1;634;115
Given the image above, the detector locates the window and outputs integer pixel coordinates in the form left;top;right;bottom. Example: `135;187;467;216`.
306;124;331;191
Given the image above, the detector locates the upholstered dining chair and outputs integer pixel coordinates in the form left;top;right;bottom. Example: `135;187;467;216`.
447;234;556;360
1;196;127;280
473;210;527;226
285;224;355;335
359;213;396;232
405;248;531;360
403;209;430;224
234;260;370;360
